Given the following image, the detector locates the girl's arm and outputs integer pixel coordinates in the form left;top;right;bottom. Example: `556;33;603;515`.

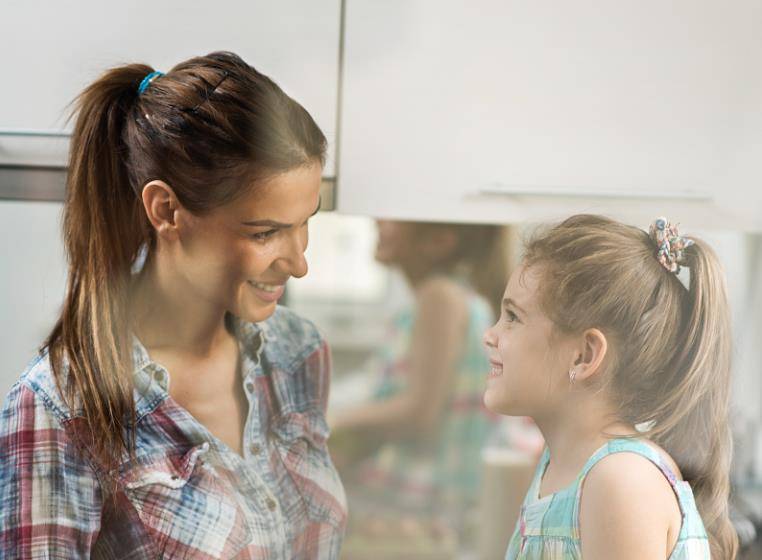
579;452;682;560
331;276;469;438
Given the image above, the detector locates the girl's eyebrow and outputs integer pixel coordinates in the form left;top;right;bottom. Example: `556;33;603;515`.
241;198;321;227
503;297;527;316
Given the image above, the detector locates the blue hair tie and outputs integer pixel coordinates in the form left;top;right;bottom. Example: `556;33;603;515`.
137;71;164;95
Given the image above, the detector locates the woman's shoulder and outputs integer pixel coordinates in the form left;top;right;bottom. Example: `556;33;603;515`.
244;306;332;412
1;350;73;435
238;306;326;373
264;305;325;364
2;348;75;422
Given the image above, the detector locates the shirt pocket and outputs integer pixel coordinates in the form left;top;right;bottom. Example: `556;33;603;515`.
121;443;252;555
271;410;347;529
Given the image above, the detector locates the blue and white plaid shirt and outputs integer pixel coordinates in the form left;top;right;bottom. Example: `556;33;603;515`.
0;306;347;559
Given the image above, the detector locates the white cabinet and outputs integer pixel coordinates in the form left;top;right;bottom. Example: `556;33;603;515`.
337;0;762;231
1;0;340;176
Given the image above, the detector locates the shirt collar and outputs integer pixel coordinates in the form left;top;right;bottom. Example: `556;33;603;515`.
129;313;268;417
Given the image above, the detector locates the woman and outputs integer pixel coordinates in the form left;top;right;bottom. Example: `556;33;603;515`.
0;52;346;559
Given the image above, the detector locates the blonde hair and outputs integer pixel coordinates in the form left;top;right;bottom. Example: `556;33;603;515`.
523;214;737;559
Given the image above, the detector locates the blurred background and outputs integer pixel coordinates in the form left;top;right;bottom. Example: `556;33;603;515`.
2;1;762;558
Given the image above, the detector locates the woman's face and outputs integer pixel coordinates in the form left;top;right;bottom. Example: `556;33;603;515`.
482;264;573;417
171;162;322;324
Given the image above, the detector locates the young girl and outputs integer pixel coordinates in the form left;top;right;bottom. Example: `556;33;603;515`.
0;52;346;558
331;220;508;542
483;215;737;559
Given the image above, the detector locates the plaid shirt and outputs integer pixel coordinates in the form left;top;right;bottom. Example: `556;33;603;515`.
0;306;347;559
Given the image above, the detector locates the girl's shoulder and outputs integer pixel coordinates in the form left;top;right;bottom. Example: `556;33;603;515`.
577;438;685;556
581;438;684;484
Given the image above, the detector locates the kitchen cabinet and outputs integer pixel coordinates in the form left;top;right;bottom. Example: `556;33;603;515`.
1;0;341;178
0;0;341;394
337;0;762;231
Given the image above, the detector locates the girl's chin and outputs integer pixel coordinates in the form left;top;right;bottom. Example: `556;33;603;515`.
483;386;522;416
483;387;507;414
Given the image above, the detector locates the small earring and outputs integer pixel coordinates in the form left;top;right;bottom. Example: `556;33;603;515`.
569;368;577;384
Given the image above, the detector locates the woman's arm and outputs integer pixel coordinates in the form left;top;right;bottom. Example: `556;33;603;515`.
331;276;469;438
0;383;103;559
579;452;682;560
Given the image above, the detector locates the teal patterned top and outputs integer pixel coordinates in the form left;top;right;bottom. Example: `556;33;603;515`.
353;284;496;516
505;438;710;559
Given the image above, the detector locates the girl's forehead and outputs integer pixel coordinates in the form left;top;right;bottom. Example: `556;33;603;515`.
508;265;538;300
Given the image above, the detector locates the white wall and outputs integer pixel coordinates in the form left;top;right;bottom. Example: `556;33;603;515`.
0;202;67;397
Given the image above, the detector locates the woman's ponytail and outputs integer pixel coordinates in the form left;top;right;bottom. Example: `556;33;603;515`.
47;65;153;480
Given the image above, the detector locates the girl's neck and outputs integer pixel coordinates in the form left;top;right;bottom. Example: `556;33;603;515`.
534;396;637;472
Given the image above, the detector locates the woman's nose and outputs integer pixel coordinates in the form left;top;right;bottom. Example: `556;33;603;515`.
281;230;308;278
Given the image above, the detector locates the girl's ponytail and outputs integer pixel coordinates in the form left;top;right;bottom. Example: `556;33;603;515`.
648;239;738;559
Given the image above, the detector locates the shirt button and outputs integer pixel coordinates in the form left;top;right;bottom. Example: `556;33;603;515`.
245;381;255;393
250;443;262;455
266;497;277;511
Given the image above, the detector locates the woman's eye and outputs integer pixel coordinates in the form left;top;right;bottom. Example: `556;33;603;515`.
251;229;278;241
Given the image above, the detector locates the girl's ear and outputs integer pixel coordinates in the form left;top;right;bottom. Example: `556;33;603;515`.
570;328;608;383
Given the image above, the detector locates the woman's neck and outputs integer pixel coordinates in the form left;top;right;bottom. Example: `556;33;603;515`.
130;255;232;358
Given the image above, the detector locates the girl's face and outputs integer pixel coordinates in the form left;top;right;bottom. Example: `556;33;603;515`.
171;162;322;324
482;264;574;417
374;220;457;271
374;220;417;265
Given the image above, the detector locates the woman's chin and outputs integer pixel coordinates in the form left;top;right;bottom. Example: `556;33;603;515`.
238;299;278;324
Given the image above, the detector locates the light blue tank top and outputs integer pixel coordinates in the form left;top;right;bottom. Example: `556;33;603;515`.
505;438;710;559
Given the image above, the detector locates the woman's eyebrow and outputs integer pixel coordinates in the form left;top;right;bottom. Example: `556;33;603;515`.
241;198;321;227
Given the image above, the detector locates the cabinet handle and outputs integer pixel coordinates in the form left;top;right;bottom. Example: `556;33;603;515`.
480;184;712;202
0;129;71;138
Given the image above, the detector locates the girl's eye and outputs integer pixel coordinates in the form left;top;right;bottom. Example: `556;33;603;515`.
504;309;519;323
250;229;278;241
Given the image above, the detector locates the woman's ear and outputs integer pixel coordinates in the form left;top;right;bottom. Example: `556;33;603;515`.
569;328;608;384
141;180;180;240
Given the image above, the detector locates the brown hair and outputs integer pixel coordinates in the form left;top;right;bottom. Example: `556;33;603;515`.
45;51;326;484
414;222;512;318
523;214;737;559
